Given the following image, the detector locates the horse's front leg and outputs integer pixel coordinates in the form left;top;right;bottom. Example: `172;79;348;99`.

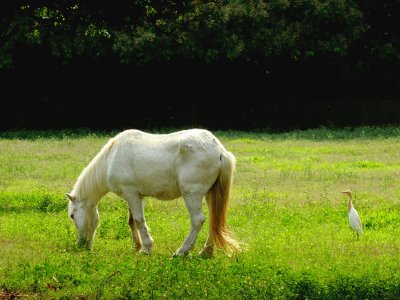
124;191;154;255
173;194;205;257
128;208;142;251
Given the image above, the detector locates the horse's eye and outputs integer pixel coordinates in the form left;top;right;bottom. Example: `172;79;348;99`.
70;214;74;220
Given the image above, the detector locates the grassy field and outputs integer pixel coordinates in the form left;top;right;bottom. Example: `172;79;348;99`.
1;127;400;299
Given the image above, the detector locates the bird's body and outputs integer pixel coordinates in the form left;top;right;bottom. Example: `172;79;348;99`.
341;190;363;237
348;206;363;235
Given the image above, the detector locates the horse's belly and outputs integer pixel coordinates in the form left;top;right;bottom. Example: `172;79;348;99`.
149;188;181;200
109;172;181;200
132;178;180;200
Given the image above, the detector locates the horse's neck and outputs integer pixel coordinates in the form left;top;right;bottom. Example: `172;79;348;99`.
74;154;109;202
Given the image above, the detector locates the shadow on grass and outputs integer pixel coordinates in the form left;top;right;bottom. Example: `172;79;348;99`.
0;191;66;213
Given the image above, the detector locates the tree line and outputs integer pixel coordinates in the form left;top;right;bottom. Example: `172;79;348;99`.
0;0;399;130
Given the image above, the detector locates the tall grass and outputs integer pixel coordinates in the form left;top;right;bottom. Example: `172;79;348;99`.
1;127;400;299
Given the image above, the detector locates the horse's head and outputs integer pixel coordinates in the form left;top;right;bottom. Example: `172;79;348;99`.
66;192;99;249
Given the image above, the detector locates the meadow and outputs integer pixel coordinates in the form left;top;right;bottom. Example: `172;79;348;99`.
1;127;400;299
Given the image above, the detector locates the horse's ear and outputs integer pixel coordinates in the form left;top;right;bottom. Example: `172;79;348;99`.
66;193;75;202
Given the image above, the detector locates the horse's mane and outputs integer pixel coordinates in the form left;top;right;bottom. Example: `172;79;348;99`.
73;139;116;200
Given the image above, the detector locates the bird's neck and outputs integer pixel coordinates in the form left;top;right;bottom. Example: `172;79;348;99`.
347;195;353;213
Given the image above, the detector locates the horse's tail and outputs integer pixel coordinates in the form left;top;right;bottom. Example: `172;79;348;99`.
206;150;240;254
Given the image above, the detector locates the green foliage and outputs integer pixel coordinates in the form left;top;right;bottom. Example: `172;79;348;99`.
1;0;396;67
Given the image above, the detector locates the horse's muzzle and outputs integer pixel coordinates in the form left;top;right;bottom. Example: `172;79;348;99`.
76;236;92;250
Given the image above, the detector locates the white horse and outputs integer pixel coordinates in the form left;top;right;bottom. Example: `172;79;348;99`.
66;128;240;257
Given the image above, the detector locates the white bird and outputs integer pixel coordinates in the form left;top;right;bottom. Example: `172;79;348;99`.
341;190;363;238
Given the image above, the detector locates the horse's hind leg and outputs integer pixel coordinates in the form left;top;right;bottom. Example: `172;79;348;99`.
128;208;142;251
199;193;214;257
173;194;205;257
124;191;154;255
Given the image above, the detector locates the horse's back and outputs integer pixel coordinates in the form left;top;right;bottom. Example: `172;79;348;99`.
115;128;219;142
113;129;224;155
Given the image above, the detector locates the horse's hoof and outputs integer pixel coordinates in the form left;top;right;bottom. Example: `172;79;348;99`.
171;251;187;258
171;252;181;258
139;249;151;255
199;249;213;259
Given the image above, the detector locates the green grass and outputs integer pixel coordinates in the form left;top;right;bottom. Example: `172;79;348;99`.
1;126;400;299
